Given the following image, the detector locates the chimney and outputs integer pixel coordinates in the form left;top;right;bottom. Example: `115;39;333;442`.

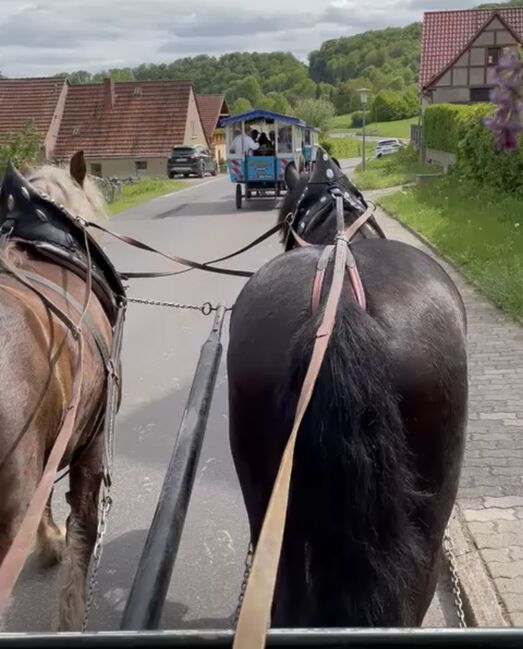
104;78;115;109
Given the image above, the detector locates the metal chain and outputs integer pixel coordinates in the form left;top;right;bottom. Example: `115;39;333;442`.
82;306;125;632
127;296;230;316
82;489;112;631
233;542;254;629
443;529;467;628
234;534;467;630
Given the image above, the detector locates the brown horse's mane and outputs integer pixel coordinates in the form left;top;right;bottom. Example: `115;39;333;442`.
0;163;107;266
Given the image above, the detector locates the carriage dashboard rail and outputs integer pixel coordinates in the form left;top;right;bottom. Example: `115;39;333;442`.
0;628;521;648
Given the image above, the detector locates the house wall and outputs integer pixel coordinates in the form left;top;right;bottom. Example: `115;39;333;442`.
212;129;226;163
426;17;519;105
44;80;69;160
184;88;208;147
86;157;167;178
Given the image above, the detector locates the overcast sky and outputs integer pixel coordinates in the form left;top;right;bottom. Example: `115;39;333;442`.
2;0;481;77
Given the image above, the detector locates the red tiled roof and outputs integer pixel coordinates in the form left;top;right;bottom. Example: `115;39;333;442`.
55;79;195;158
196;94;229;140
420;8;523;88
0;77;65;142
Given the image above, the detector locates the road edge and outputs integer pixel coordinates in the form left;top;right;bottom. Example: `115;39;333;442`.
374;199;510;627
445;505;508;627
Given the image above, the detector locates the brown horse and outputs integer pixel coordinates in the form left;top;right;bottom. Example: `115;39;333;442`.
0;154;113;630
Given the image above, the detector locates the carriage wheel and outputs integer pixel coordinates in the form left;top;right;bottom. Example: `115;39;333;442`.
236;184;242;209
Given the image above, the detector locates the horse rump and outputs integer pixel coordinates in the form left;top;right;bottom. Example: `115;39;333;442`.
228;263;428;628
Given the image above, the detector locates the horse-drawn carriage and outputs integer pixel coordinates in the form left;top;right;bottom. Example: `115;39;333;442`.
220;109;319;209
0;150;520;649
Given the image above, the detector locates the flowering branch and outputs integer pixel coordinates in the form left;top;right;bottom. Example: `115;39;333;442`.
484;49;523;150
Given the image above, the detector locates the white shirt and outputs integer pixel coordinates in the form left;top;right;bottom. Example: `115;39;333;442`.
230;134;260;154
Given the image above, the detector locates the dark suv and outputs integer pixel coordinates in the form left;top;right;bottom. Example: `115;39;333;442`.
167;144;218;178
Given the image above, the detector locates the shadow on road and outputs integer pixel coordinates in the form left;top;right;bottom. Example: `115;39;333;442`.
89;529;234;631
155;199;281;218
114;370;230;474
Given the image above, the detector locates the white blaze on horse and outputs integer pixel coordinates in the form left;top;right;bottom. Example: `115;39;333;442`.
0;152;124;630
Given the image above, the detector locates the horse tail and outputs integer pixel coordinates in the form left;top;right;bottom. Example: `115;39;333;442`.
274;296;425;627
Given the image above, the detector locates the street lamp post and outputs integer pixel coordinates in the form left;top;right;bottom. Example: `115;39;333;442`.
357;87;370;171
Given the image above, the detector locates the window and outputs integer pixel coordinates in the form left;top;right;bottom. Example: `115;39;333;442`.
133;87;142;96
90;163;102;177
191;121;196;138
73;127;80;136
487;47;501;66
135;160;148;174
470;87;493;102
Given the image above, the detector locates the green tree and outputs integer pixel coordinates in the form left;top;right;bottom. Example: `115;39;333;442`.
266;92;292;114
294;98;335;133
0;122;42;171
230;98;253;114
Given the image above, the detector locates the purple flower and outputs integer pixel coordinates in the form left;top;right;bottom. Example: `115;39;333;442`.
484;49;523;150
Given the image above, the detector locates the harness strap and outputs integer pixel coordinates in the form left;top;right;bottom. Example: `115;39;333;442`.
84;221;254;279
120;221;285;280
233;221;350;649
311;245;334;313
19;271;110;364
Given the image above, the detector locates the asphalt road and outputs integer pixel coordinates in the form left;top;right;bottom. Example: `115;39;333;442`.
2;174;459;632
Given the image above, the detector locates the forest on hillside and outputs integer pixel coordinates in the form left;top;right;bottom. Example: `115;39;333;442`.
54;23;422;126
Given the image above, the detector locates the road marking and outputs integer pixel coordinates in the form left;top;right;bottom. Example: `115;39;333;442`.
152;177;222;201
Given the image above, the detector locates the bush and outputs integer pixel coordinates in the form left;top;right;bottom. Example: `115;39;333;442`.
320;139;334;156
351;111;373;128
423;104;470;154
0;121;42;172
424;102;523;194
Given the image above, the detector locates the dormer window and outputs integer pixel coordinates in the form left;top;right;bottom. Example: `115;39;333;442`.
73;127;80;136
133;87;142;96
487;47;501;66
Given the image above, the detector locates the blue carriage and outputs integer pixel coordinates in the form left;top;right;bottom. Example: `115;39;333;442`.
220;109;318;209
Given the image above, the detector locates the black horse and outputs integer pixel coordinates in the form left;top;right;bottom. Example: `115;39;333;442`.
227;149;468;628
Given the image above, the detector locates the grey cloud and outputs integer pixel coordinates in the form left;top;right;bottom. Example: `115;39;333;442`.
1;0;455;77
0;3;121;49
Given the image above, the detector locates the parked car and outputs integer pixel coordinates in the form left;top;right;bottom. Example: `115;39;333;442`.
375;138;402;159
167;145;218;178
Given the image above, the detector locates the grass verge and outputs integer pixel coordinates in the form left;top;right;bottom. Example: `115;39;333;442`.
353;149;435;190
108;177;187;214
321;137;374;159
379;176;523;319
330;116;417;139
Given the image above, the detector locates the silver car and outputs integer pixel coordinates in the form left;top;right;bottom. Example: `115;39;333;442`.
375;138;402;159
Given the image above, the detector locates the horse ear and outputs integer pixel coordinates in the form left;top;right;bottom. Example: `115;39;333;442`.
284;162;299;191
70;151;87;187
19;160;32;177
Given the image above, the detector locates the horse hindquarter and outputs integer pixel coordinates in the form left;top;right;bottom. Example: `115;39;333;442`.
228;241;468;628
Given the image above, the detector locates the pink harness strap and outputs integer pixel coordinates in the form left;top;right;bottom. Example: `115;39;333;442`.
311;245;334;313
309;205;374;313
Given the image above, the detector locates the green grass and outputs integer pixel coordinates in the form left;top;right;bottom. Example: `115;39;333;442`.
108;177;187;214
380;176;523;319
353;149;435;189
330;116;417;139
322;137;374;159
331;113;354;130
